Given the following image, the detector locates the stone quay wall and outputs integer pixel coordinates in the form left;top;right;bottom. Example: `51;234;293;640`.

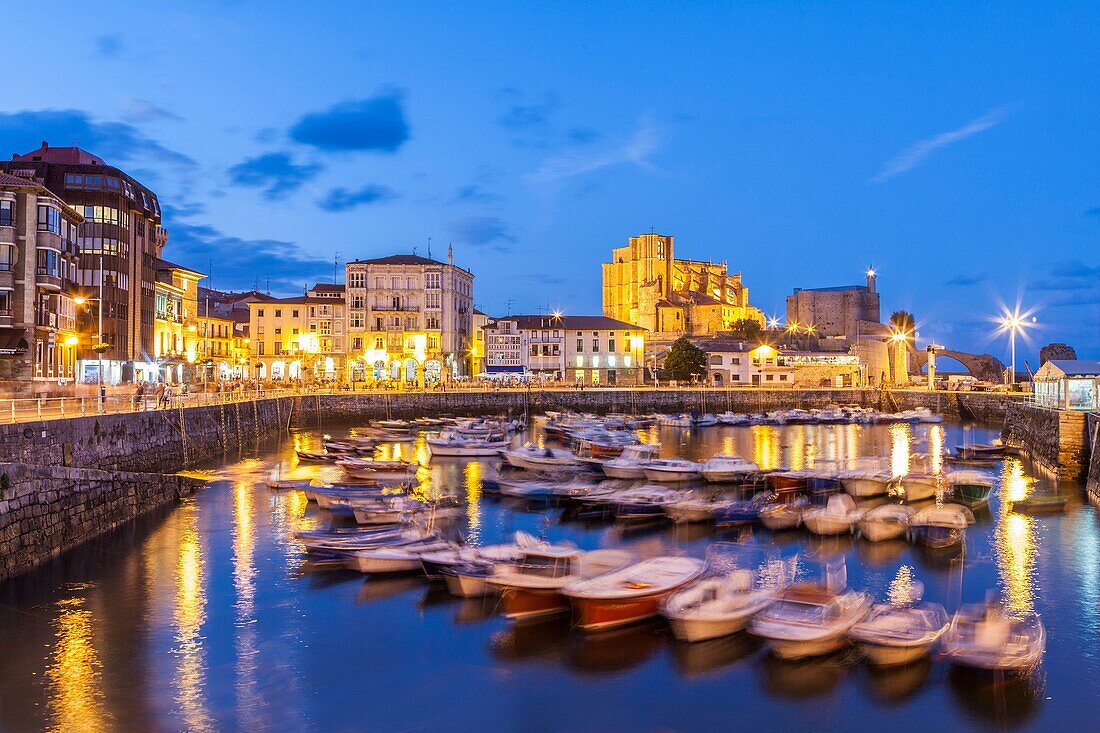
1086;414;1100;503
291;388;1021;427
0;396;296;473
1002;401;1090;480
0;462;205;582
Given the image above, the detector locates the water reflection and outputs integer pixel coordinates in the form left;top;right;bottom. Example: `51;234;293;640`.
890;423;911;477
671;634;760;676
233;482;262;730
861;658;932;704
996;458;1038;616
173;500;213;732
46;594;110;733
464;461;483;543
758;652;850;698
752;425;780;470
948;667;1045;726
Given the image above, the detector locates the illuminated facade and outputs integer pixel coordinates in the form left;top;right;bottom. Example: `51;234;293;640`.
345;249;474;383
700;339;863;387
470;309;491;375
247;285;345;382
602;232;764;336
0;172;83;396
483;314;646;385
786;271;881;343
153;259;204;384
1033;359;1100;410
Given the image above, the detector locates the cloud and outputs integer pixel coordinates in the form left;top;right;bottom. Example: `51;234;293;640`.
122;98;183;123
1048;260;1100;279
945;274;987;286
871;105;1011;183
566;126;601;145
228;152;318;199
1085;206;1100;217
512;274;565;286
162;216;332;295
449;216;515;251
290;90;409;152
317;184;397;212
526;116;661;184
497;90;559;147
0;109;197;170
452;184;502;204
94;35;124;58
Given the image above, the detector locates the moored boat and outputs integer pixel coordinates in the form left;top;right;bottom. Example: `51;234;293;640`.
840;469;892;498
487;547;635;622
907;504;974;549
855;504;912;542
337;458;418;481
940;599;1046;671
345;539;456;574
1009;493;1069;514
613;486;680;522
643;458;703;483
801;494;859;536
946;470;996;507
758;496;809;531
700;455;759;483
849;571;949;666
601;443;662;479
564;556;706;632
749;580;872;660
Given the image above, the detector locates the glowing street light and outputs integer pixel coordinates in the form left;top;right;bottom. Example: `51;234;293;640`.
767;316;780;330
996;307;1037;387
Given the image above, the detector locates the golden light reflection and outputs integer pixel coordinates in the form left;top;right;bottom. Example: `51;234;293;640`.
232;482;260;729
465;461;483;544
174;502;213;732
46;596;110;733
890;423;912;478
752;425;780;471
996;457;1038;617
928;424;944;475
787;425;806;471
887;565;917;607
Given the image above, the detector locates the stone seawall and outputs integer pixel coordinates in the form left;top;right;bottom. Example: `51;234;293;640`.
0;396;295;472
0;462;206;582
1002;402;1090;480
1087;414;1100;503
292;389;1020;427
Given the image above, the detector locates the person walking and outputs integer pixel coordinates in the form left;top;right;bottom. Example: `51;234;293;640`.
153;382;165;410
133;382;145;411
162;383;173;409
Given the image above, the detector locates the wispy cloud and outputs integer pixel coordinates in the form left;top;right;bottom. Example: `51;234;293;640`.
526;116;660;184
945;274;987;286
871;105;1011;183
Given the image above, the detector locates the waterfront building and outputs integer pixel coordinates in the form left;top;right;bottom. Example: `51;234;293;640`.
345;249;474;383
248;284;345;382
153;259;205;384
0;172;83;396
1032;360;1100;410
1;142;169;385
470;309;491;375
483;314;646;385
602;232;764;336
786;269;882;346
700;338;863;388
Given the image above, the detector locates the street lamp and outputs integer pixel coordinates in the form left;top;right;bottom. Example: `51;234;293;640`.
997;308;1035;389
73;294;107;405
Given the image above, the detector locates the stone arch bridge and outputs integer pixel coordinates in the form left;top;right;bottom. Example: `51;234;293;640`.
909;347;1005;384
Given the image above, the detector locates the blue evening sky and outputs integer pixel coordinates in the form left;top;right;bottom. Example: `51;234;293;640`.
3;1;1098;364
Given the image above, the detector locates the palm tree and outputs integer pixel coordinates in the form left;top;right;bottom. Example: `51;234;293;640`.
889;310;915;337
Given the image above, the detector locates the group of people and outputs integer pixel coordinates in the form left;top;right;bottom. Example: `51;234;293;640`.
133;381;176;409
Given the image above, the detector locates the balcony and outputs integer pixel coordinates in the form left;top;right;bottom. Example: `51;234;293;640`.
36;270;62;291
0;270;13;291
372;304;420;312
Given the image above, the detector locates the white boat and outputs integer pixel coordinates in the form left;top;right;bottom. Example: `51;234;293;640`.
613;486;681;522
946;469;996;507
749;580;872;660
487;546;635;622
664;493;733;523
564;556;706;631
643;458;703;483
700;455;759;483
839;469;893;498
801;494;859;536
426;432;510;457
658;413;694;428
716;411;751;426
758;496;809;531
941;600;1046;670
855;504;912;542
908;504;974;549
895;472;940;503
349;496;426;525
337;458;418;481
602;443;662;479
693;414;719;427
848;570;948;665
345;539;456;574
502;444;580;471
661;550;791;642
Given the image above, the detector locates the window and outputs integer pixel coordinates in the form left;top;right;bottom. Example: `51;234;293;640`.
576;338;584;352
349;272;365;288
426;272;441;289
592;339;599;352
731;373;740;381
374;338;384;349
352;337;363;350
275;309;282;318
292;309;299;318
766;374;774;381
732;358;741;365
37;205;61;234
608;339;615;352
274;327;282;335
36;249;62;277
257;309;265;317
0;200;12;227
292;328;299;335
0;244;12;272
258;342;265;355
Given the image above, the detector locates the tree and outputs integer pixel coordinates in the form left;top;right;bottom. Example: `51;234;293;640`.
889;310;915;336
726;318;763;341
663;336;708;381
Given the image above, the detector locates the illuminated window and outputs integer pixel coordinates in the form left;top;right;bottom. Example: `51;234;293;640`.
575;355;583;367
591;356;599;367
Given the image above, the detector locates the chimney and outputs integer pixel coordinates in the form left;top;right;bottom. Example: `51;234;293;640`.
41;140;48;150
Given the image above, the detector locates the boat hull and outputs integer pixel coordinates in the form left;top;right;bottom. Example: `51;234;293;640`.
643;469;700;483
952;483;993;507
601;465;648;479
856;520;906;542
765;634;847;660
497;587;569;621
571;593;672;632
803;516;852;536
759;509;802;530
348;555;422;574
842;477;889;498
856;641;933;666
667;614;752;643
444;572;494;598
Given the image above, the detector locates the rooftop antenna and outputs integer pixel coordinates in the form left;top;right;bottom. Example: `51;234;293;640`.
649;226;656;234
427;236;432;259
265;276;270;295
506;299;514;316
334;252;341;284
412;245;418;256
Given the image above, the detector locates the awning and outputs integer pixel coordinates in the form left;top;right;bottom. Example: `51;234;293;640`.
0;328;28;356
486;365;526;374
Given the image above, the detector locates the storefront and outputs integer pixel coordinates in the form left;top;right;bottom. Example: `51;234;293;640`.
1032;359;1100;410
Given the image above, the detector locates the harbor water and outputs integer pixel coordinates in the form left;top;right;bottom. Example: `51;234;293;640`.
1;420;1097;732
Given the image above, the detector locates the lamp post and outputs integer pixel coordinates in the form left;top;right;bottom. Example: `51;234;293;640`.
997;308;1035;390
73;294;106;409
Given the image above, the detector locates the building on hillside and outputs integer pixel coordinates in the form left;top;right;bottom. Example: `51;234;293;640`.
1032;360;1100;410
153;259;204;384
602;232;764;336
2;142;169;385
247;284;345;382
483;314;646;385
786;270;882;347
699;338;864;388
0;172;84;396
345;249;473;383
470;309;491;375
